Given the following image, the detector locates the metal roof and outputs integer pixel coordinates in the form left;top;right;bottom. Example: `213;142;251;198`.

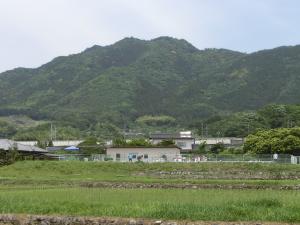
149;133;194;139
0;139;48;153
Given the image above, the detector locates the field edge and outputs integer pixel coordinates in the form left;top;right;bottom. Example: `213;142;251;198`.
0;214;298;225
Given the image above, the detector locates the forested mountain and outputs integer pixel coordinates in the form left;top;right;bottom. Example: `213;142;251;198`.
1;36;300;135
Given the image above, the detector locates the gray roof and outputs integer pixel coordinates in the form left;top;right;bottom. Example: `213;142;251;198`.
0;139;47;153
149;133;194;140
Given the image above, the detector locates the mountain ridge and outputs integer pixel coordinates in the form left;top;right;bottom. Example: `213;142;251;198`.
1;36;300;131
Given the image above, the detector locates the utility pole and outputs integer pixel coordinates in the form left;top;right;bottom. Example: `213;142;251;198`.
54;125;57;141
50;123;53;141
205;125;209;137
247;123;250;135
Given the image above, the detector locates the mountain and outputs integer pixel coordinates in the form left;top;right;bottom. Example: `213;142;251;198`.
1;36;300;133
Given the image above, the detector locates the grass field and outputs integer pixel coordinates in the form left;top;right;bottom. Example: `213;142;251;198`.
0;161;299;187
0;161;300;222
0;188;299;222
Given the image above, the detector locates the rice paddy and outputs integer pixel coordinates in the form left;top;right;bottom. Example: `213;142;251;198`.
0;161;299;222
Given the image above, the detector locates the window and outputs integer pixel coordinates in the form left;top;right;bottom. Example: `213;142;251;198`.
176;141;187;147
116;153;120;160
144;154;148;159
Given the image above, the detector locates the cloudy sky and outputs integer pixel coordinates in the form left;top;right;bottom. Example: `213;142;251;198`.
0;0;300;73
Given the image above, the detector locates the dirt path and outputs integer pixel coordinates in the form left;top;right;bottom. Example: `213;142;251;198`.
79;181;300;190
0;214;298;225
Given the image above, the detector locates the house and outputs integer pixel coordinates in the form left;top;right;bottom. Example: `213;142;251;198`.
0;139;48;157
149;131;195;152
106;147;180;162
16;140;84;152
192;137;244;150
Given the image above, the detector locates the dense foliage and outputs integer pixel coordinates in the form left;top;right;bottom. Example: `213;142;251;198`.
197;104;300;137
112;138;176;147
78;137;105;154
0;147;21;166
13;123;81;141
244;128;300;154
1;37;300;137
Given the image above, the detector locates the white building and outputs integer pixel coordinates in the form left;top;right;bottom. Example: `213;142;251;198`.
106;147;180;162
194;137;244;149
149;131;195;152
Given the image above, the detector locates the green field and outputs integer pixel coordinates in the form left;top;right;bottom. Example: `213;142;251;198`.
0;188;299;222
0;161;300;222
0;161;300;187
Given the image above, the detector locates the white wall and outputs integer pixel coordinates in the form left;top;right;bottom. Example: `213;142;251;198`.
106;147;180;162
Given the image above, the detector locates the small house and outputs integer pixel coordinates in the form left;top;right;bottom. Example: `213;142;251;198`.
0;139;48;158
106;147;180;162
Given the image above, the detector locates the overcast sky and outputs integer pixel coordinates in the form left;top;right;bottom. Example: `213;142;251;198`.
0;0;300;73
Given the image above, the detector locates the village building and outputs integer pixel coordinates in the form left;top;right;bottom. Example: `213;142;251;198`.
149;131;195;152
16;140;83;151
106;147;180;162
192;137;244;150
0;139;48;158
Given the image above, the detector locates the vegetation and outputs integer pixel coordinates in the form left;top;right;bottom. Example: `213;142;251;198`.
0;188;299;222
112;138;176;147
0;120;17;138
0;161;300;222
13;123;81;141
78;137;105;154
0;161;299;186
2;37;300;137
136;115;176;126
210;142;225;154
197;104;300;137
0;149;20;166
0;160;299;222
244;127;300;154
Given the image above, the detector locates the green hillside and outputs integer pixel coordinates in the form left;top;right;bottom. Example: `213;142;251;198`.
1;36;300;137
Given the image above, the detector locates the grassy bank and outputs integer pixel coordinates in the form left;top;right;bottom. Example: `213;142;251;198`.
1;160;300;179
0;161;299;187
0;187;299;222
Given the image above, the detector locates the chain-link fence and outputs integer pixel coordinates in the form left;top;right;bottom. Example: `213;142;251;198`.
180;154;292;164
54;153;295;164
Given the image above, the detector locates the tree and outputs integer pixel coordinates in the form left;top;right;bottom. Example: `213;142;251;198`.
78;137;105;154
112;137;127;147
48;140;54;147
194;141;207;154
258;104;287;128
210;143;225;154
157;139;175;147
0;145;21;166
136;115;176;126
36;140;47;149
244;128;300;154
127;139;152;147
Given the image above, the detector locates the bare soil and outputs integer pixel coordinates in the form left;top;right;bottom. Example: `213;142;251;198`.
79;181;300;190
0;214;298;225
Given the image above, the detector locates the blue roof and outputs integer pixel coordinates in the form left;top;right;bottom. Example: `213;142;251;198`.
64;146;79;150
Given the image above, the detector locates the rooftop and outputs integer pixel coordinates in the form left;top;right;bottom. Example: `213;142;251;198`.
0;139;47;153
150;131;194;140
